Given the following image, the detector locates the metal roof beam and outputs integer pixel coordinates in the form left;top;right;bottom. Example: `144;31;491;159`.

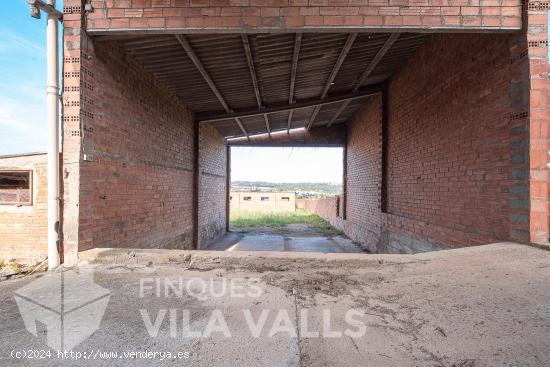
307;33;357;130
289;33;302;106
353;33;399;92
327;100;350;127
326;33;400;127
235;117;250;142
263;114;271;138
198;84;383;123
241;34;263;110
174;34;231;113
287;109;294;130
287;33;302;133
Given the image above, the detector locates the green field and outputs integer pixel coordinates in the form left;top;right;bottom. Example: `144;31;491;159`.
230;209;341;235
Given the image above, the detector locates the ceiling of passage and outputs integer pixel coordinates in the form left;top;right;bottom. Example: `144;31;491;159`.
97;32;429;139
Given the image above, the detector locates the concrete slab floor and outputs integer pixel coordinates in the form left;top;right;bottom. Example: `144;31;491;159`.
205;225;365;253
0;243;549;366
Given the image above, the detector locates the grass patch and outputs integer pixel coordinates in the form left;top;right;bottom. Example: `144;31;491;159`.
230;209;342;235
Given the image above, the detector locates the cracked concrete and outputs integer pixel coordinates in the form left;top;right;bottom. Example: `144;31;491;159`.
0;243;548;366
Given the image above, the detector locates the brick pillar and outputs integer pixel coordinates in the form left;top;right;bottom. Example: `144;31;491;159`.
508;2;549;245
62;0;85;265
526;1;550;244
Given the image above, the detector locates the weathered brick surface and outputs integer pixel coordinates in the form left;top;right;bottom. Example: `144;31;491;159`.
63;1;229;260
57;1;546;262
525;0;549;243
79;40;195;251
198;122;227;247
0;154;48;263
385;32;515;247
84;0;522;32
344;94;384;252
63;21;198;257
341;33;526;252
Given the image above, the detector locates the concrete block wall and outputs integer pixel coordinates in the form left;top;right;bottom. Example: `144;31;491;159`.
296;196;340;221
0;154;48;263
84;0;522;32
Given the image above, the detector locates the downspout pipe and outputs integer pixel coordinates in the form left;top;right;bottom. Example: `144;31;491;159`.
28;0;63;270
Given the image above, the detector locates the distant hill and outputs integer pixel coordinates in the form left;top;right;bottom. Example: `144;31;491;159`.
231;181;342;199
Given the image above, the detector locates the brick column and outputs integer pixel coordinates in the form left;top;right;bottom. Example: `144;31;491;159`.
62;0;85;265
526;0;550;243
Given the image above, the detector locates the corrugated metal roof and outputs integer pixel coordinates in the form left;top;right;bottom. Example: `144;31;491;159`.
103;32;429;138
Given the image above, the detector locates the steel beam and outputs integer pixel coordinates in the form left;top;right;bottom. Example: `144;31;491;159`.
307;33;357;130
198;84;383;123
241;34;262;110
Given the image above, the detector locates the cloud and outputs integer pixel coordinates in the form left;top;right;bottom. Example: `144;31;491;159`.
0;27;45;56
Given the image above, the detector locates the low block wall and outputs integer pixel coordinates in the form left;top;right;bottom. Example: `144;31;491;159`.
296;196;342;226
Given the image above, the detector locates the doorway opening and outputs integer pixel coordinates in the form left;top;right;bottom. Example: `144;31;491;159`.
206;145;364;253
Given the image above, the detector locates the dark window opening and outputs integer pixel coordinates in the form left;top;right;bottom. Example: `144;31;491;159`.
0;171;32;205
281;197;290;201
261;196;269;201
243;196;252;201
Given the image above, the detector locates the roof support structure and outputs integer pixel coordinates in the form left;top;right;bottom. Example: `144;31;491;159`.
287;109;294;130
287;33;302;131
175;34;250;141
327;33;400;127
175;34;230;113
306;33;357;130
263;114;271;137
235;117;249;140
241;34;263;110
198;84;383;123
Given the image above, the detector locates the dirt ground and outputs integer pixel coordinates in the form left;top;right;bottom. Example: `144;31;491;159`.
0;243;549;366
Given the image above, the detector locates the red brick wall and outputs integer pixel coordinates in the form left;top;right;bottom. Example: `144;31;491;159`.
62;26;197;258
344;94;384;252
344;33;525;252
198;122;227;247
525;1;549;243
0;154;48;263
81;40;195;251
83;0;522;32
386;32;514;246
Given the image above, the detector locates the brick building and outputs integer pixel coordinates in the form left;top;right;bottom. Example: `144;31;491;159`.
230;191;296;212
0;153;48;263
47;0;548;263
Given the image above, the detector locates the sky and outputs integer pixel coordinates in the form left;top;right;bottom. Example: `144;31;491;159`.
231;147;343;184
0;1;341;183
0;0;62;155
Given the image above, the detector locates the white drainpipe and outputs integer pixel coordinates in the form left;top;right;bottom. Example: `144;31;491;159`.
29;0;63;270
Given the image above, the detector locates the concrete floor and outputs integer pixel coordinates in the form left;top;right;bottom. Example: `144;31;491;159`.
205;224;365;253
0;243;549;366
205;232;365;253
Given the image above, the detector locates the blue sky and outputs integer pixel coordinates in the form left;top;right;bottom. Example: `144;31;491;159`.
0;1;341;183
0;0;62;155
